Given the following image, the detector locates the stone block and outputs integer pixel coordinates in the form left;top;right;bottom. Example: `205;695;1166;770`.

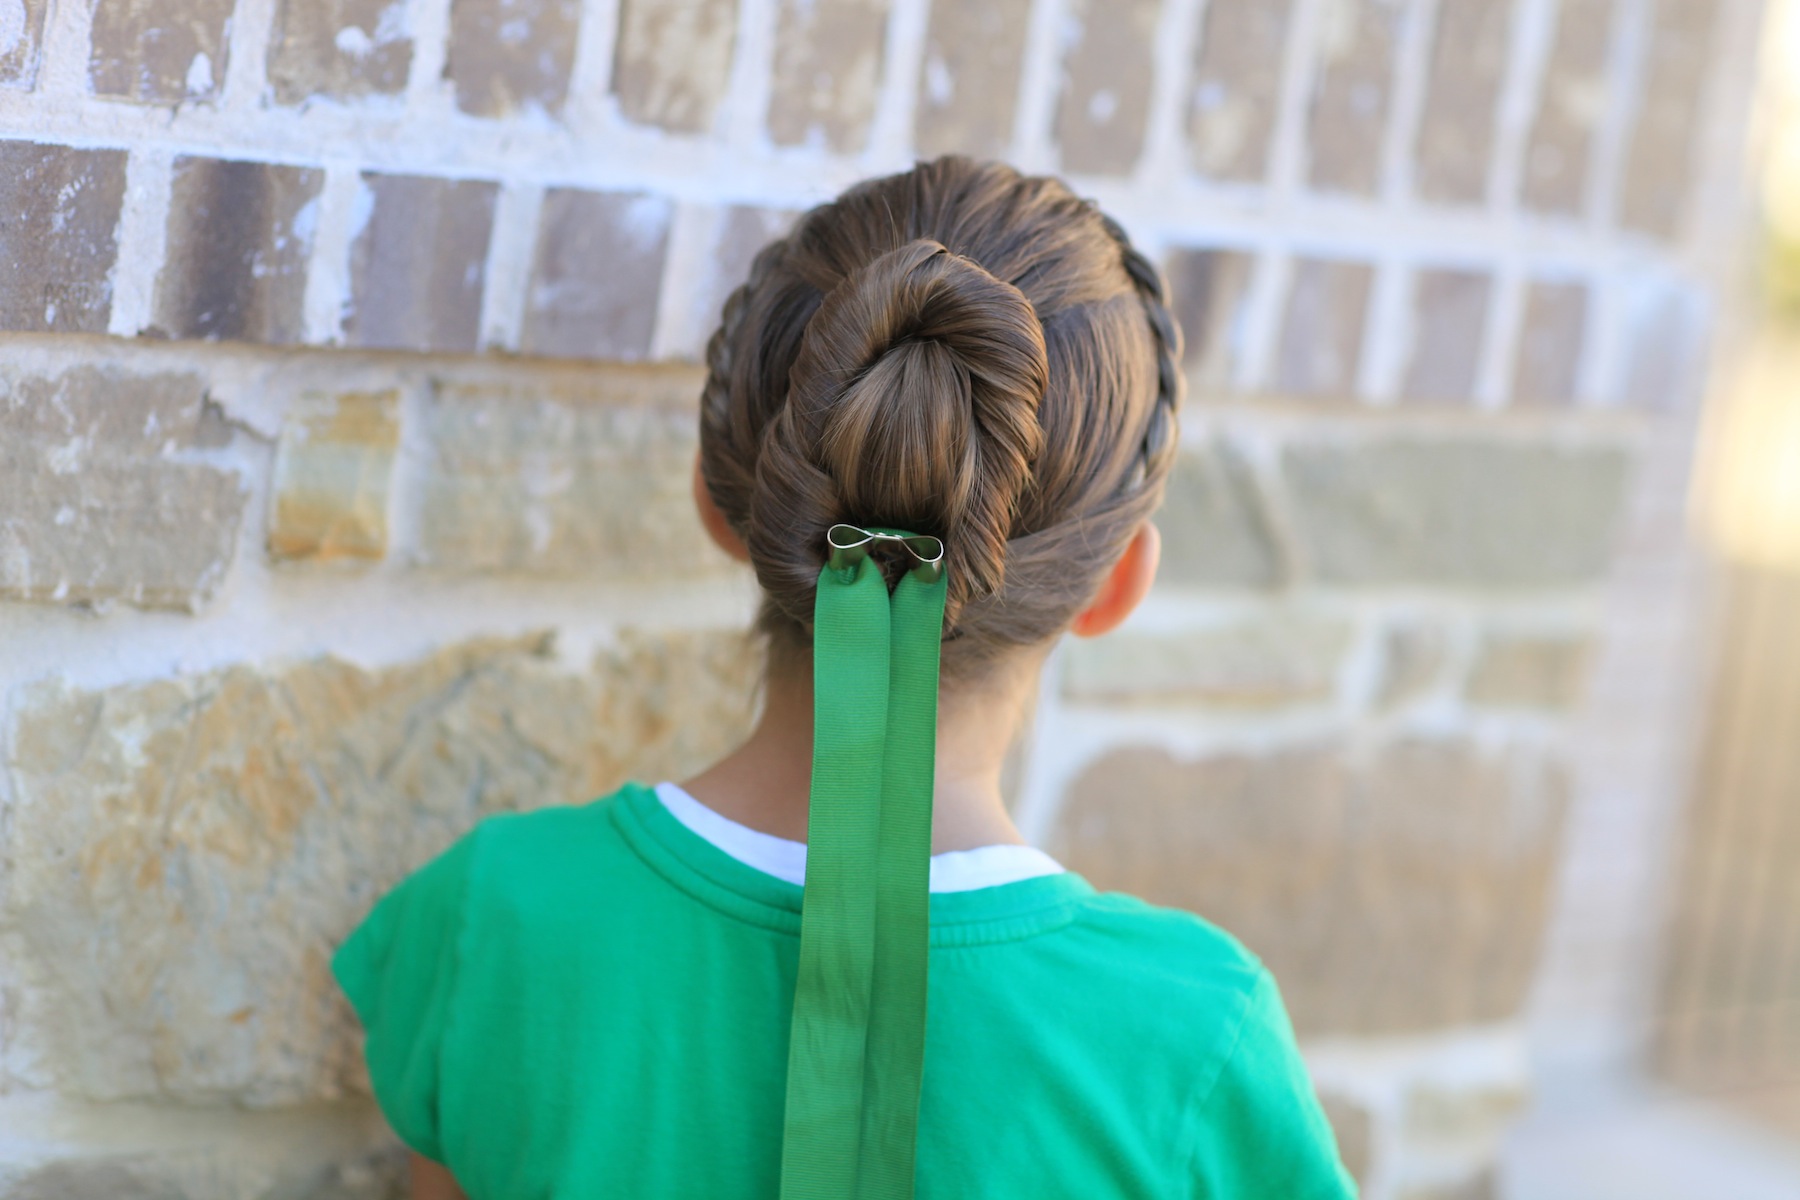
521;188;672;360
1521;0;1615;215
446;0;580;118
153;157;325;344
1373;621;1450;710
1156;440;1284;587
0;0;49;89
1050;740;1571;1036
1319;1092;1374;1187
1617;0;1720;239
414;371;732;577
1466;632;1594;710
1274;258;1372;397
1187;0;1292;182
0;140;127;333
2;630;758;1103
1402;269;1491;404
1279;436;1633;587
1164;247;1257;394
0;367;246;611
1398;1168;1499;1200
768;0;887;152
1404;1079;1528;1146
1414;0;1511;204
1305;0;1407;195
1511;280;1588;406
89;0;234;104
268;390;401;563
612;0;738;134
1053;0;1159;177
344;173;498;353
914;0;1032;159
1061;616;1351;708
268;0;415;104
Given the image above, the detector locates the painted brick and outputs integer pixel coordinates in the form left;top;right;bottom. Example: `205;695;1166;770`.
1053;0;1159;177
1521;0;1616;215
1165;247;1258;393
678;204;799;360
1320;1093;1375;1187
914;0;1032;160
1617;0;1720;239
1051;740;1571;1035
268;390;401;563
1404;1079;1528;1145
1279;436;1633;587
0;367;245;611
1157;441;1284;587
0;0;48;89
1305;0;1408;195
1511;280;1588;406
1619;283;1705;411
344;173;498;354
1187;0;1293;182
1414;0;1512;204
88;0;234;104
267;0;415;104
1274;258;1373;396
153;157;324;344
2;631;757;1103
521;188;672;360
1466;632;1595;710
768;0;887;153
446;0;581;118
1402;268;1491;404
1061;616;1352;708
414;372;733;577
1398;1168;1500;1200
612;0;738;134
1373;620;1450;710
0;141;127;333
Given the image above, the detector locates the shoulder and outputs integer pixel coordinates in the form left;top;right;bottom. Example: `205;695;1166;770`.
456;784;651;916
1068;886;1268;1004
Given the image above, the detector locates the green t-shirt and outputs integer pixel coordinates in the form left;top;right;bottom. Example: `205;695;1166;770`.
333;783;1357;1199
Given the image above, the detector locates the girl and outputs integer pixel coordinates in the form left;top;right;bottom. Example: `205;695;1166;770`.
335;156;1357;1199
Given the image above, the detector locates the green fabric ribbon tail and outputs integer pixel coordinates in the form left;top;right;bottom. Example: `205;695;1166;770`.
779;527;948;1200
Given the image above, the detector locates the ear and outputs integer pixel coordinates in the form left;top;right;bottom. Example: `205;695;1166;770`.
1070;523;1160;638
693;453;752;564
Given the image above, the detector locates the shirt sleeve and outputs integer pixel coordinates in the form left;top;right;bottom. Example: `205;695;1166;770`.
332;826;482;1164
1186;969;1360;1200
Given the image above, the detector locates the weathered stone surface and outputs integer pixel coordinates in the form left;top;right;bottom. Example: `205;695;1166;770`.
1279;437;1633;586
1398;1168;1499;1200
268;0;414;104
1157;441;1283;587
1320;1093;1374;1187
153;157;324;344
0;141;127;333
414;372;732;577
1061;616;1351;708
1466;632;1594;710
1521;0;1615;215
0;367;246;611
1054;0;1159;177
914;0;1032;159
1051;740;1571;1035
1617;0;1719;239
1274;258;1372;396
1511;280;1588;406
446;0;580;118
1402;269;1491;404
1404;1079;1528;1146
2;630;758;1103
1187;0;1292;182
1619;283;1705;411
1165;247;1257;393
1374;620;1450;710
344;173;498;353
1305;0;1407;195
768;0;886;152
0;0;48;89
89;0;234;104
612;0;738;134
1414;0;1510;204
679;205;798;359
521;188;672;360
268;390;400;563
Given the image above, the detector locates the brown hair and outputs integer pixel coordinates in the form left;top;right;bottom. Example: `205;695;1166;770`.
699;156;1182;680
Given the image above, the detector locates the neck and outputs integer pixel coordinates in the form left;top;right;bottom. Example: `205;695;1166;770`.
679;646;1040;853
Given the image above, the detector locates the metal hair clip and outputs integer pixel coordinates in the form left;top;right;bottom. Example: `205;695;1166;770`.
826;523;945;584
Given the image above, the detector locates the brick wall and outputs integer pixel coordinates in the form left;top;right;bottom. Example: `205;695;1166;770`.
0;0;1761;1196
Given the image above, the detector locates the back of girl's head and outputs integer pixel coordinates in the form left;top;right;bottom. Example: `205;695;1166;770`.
699;156;1182;682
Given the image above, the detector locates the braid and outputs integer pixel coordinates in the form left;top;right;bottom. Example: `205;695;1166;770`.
1097;212;1184;490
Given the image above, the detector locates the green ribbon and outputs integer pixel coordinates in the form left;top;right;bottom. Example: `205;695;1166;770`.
779;530;948;1200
